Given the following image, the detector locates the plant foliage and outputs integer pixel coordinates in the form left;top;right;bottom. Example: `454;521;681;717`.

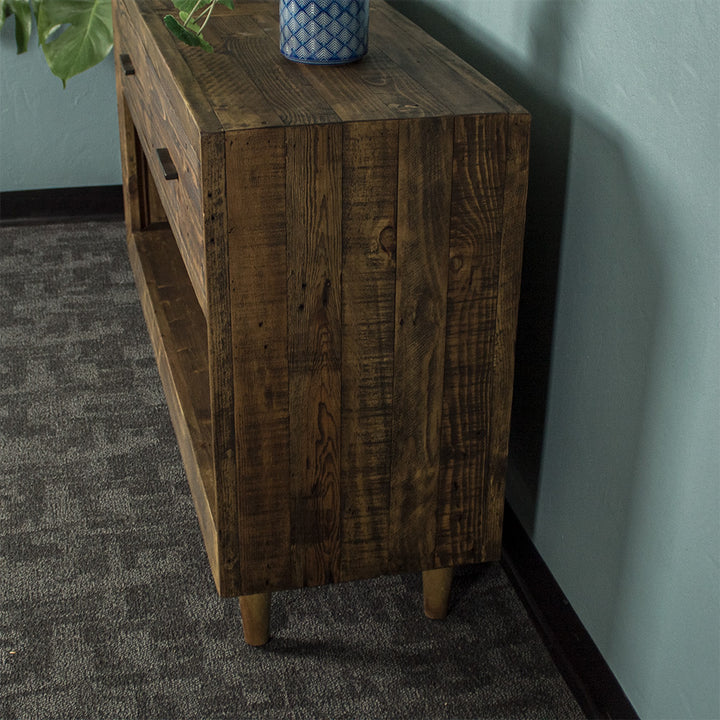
1;0;112;86
38;0;113;87
1;0;33;52
0;0;226;85
163;0;233;53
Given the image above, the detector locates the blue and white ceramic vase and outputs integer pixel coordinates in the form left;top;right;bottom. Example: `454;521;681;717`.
279;0;369;65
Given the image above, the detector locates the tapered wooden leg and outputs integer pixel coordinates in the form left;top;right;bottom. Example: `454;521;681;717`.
239;592;272;646
422;567;454;620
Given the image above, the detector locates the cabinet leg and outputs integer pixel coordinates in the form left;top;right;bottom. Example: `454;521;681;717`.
422;567;454;620
239;592;272;646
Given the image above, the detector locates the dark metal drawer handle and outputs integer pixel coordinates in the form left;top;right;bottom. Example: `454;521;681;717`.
156;148;178;180
120;53;135;76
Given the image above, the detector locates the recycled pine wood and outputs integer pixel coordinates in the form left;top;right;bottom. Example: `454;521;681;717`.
339;120;397;581
226;127;293;593
389;116;453;572
113;0;530;641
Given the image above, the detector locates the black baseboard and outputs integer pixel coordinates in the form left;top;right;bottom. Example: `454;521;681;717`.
501;504;638;720
0;185;124;225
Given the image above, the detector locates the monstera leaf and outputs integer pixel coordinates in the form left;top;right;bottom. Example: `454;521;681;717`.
1;0;33;53
35;0;113;86
1;0;223;82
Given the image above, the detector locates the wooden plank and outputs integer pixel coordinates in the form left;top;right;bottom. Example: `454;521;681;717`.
214;1;272;16
190;21;285;130
434;114;507;567
240;4;449;124
121;109;167;229
339;120;398;581
226;127;293;594
216;14;340;127
113;62;167;231
131;127;168;228
296;57;397;122
202;131;241;596
136;0;525;128
373;1;524;116
286;124;343;587
112;0;145;233
117;0;204;164
113;90;142;230
139;0;523;126
389;117;454;572
247;7;277;33
126;228;220;584
296;47;449;123
142;161;168;227
116;0;208;313
141;0;269;16
135;3;223;137
484;113;531;560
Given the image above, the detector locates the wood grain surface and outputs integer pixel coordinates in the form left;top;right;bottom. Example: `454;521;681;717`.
388;117;454;572
127;228;220;584
339;120;398;580
202;128;241;596
286;124;344;588
114;0;531;597
484;114;531;560
226;127;293;594
434;114;506;567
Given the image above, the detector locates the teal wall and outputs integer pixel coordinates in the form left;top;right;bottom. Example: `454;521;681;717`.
390;1;719;718
0;24;121;192
2;3;719;718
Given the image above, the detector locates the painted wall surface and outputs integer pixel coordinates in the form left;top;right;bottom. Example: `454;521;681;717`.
1;2;719;718
390;1;720;719
0;22;121;192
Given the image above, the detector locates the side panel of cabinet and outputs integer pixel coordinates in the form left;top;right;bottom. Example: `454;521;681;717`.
387;117;454;573
338;120;398;581
203;131;242;597
484;114;531;559
285;124;344;589
226;128;294;595
434;114;507;567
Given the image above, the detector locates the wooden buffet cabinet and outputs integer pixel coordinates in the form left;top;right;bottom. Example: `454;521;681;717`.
112;0;530;645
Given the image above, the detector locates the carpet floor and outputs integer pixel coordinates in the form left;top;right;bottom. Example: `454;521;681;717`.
0;221;585;719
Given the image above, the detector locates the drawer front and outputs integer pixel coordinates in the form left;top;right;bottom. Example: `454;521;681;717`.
114;0;208;314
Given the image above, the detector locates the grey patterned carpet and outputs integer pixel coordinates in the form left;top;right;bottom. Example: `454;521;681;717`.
0;221;584;719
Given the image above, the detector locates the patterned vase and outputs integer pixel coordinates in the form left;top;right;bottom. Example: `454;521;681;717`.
279;0;369;65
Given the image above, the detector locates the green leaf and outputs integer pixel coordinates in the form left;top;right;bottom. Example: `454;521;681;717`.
163;13;212;52
0;0;10;32
215;0;234;9
171;0;210;15
178;11;203;35
1;0;33;53
35;0;113;86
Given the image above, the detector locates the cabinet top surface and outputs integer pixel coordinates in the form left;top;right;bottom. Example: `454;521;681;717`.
120;0;527;131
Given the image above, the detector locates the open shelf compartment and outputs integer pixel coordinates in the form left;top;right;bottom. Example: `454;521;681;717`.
126;226;220;567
